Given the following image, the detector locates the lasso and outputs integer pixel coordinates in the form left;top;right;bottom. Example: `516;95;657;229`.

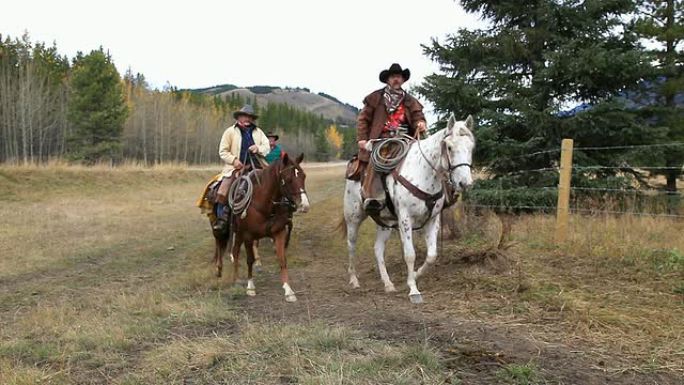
228;172;255;218
370;136;412;173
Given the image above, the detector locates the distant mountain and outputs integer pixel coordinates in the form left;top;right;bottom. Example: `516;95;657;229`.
190;84;359;124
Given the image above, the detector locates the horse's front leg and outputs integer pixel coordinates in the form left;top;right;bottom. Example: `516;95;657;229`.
244;239;257;296
374;226;396;292
345;216;362;289
398;212;422;304
416;214;440;278
344;182;365;289
252;240;262;269
274;230;297;302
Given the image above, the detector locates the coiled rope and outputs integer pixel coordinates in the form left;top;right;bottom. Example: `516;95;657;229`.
228;171;255;217
228;154;264;217
371;136;412;173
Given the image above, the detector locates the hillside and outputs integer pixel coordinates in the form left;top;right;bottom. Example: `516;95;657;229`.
193;84;359;124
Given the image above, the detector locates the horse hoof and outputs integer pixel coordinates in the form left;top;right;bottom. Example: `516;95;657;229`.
215;270;222;278
349;277;360;289
384;284;397;293
285;294;297;303
246;289;256;297
409;293;423;304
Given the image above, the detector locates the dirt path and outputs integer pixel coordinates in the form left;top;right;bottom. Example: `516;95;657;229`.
229;178;680;385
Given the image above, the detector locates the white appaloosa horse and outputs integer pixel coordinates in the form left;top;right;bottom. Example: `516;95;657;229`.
342;114;475;303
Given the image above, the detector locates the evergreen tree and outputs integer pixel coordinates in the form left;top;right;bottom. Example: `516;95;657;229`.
313;129;331;161
634;0;684;193
418;0;655;206
341;127;358;159
67;48;128;163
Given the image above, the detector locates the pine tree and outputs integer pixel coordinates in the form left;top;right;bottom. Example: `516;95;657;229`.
418;0;655;206
634;0;684;194
67;48;128;163
314;129;331;161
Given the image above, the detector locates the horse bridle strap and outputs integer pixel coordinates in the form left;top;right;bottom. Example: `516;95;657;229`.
449;163;472;171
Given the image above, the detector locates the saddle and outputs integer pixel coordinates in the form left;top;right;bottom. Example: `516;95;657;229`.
367;136;459;230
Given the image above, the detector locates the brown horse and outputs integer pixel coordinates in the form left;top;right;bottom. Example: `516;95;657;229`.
213;153;310;302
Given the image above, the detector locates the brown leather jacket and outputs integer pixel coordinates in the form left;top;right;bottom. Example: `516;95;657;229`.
356;88;426;161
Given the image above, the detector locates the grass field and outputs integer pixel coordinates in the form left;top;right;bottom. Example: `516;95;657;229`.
0;164;682;384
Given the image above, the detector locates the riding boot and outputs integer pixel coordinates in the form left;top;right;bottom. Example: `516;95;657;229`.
213;203;230;232
213;176;233;232
362;166;385;215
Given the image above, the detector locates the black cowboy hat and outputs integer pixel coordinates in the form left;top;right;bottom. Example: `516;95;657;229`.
266;132;279;140
379;63;411;83
233;104;259;120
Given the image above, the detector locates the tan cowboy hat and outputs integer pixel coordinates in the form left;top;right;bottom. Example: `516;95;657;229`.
379;63;411;83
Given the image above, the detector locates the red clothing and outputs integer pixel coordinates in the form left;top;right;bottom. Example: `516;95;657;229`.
383;103;407;132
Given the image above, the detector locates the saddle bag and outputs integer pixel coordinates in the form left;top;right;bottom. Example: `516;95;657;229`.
345;155;366;181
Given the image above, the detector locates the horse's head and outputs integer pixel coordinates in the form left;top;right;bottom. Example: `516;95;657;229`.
442;113;475;192
279;153;310;213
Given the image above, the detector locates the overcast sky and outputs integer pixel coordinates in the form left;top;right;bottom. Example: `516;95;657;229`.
2;0;482;115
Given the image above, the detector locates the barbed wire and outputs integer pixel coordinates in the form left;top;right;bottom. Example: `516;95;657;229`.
574;142;684;151
573;165;683;171
473;142;684;167
569;186;679;195
463;204;556;211
471;186;679;195
496;167;559;176
569;207;684;218
488;148;562;162
471;187;557;192
462;203;684;218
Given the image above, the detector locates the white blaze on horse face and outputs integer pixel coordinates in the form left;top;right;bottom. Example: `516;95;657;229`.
299;189;310;213
448;122;475;191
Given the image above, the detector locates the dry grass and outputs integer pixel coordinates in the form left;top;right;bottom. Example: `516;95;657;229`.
0;164;449;385
0;164;681;384
438;207;684;372
123;322;445;385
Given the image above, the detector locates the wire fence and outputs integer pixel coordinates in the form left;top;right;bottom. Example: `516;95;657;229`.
467;141;683;220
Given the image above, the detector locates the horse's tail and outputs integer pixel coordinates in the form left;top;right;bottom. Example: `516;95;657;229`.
335;216;347;239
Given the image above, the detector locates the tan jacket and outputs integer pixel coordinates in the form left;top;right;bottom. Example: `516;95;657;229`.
219;124;270;176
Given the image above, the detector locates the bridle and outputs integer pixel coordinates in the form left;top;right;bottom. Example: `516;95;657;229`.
417;134;472;188
277;165;304;212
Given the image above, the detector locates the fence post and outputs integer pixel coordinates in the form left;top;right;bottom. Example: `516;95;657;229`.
555;139;574;244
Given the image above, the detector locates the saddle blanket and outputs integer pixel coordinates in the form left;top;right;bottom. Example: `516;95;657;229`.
196;173;222;215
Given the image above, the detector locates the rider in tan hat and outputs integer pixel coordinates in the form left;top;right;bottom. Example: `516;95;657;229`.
213;104;270;231
357;63;427;214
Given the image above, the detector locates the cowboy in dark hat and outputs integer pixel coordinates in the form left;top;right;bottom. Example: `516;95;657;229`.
213;104;270;231
356;63;427;214
264;132;286;164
